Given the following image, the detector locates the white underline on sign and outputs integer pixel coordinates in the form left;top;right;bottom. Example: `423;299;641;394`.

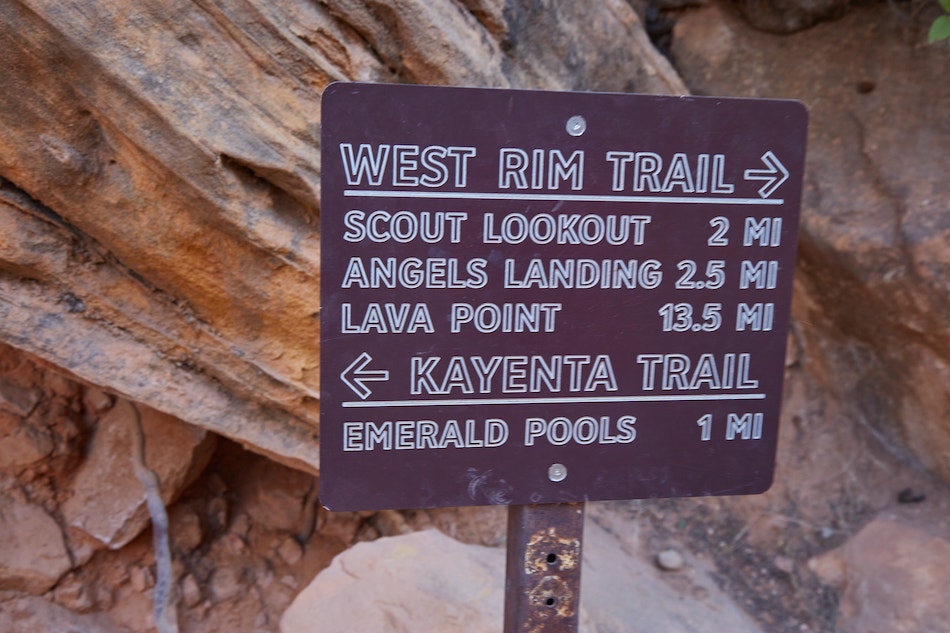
342;190;784;205
341;393;767;408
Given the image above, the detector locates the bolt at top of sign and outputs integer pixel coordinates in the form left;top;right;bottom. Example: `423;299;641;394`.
566;115;587;137
320;83;807;512
548;463;568;482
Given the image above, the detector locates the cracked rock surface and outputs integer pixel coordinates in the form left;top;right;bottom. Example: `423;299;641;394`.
672;0;950;481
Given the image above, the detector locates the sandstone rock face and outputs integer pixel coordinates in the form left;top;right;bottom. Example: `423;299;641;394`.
281;529;503;633
0;595;130;633
0;355;67;474
809;515;950;633
672;1;950;480
61;399;214;549
0;378;40;417
0;342;361;632
0;405;54;472
0;491;72;594
0;0;683;473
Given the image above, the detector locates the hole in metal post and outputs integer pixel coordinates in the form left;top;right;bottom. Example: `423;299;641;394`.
545;597;557;607
546;553;558;565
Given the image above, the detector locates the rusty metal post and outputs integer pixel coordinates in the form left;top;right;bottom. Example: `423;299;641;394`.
504;503;585;632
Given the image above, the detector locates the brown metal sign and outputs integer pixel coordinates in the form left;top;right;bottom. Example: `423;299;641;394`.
319;83;807;511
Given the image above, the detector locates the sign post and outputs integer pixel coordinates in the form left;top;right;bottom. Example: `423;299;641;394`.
504;503;585;632
319;82;807;629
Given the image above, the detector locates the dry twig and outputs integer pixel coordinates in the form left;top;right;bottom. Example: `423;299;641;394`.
129;403;179;633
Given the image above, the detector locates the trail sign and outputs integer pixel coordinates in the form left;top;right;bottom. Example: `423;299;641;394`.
319;83;807;511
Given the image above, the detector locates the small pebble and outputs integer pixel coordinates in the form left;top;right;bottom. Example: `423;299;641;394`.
229;512;250;538
82;387;114;413
280;574;299;589
211;566;245;602
656;548;685;571
774;555;795;574
207;497;228;532
129;566;151;592
52;574;94;612
181;574;202;607
277;536;303;565
374;509;411;536
170;506;204;552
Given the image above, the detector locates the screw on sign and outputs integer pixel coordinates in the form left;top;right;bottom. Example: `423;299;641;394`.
320;83;808;631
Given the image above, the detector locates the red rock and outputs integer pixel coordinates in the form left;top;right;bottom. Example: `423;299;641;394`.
0;0;683;475
61;399;214;549
809;516;950;633
0;595;128;633
672;0;950;484
0;490;71;593
0;378;40;416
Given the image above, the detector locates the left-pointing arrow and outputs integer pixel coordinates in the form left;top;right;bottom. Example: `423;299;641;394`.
743;150;789;199
341;352;390;400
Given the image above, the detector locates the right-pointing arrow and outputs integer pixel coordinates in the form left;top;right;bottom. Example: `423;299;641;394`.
744;151;789;199
340;352;390;400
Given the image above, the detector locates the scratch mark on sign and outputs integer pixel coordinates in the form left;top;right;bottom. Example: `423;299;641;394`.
466;467;513;505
